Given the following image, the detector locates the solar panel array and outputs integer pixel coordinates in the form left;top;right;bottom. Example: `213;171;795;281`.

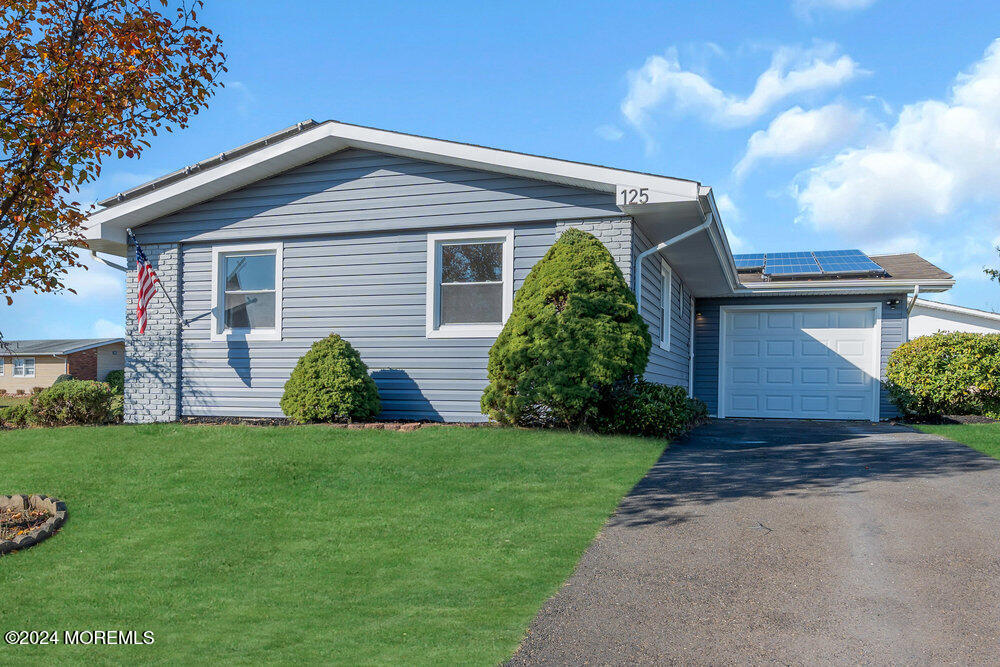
732;249;886;277
733;253;765;270
813;249;886;274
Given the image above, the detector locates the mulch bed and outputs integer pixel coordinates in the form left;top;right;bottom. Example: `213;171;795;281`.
897;414;1000;425
0;495;67;555
179;416;492;431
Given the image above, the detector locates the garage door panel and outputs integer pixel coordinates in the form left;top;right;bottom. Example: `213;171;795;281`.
722;306;877;420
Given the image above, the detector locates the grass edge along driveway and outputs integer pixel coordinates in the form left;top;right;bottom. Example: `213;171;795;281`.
0;424;665;664
914;423;1000;460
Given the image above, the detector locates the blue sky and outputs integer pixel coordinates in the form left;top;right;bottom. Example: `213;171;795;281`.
6;0;1000;338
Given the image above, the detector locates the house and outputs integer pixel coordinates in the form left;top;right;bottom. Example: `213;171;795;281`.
907;298;1000;339
0;339;125;394
81;120;954;423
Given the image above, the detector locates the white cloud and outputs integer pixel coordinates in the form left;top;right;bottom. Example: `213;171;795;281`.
735;104;865;180
794;39;1000;247
92;318;125;338
621;43;862;147
793;0;876;19
226;81;256;117
595;124;624;141
715;193;749;252
63;251;125;301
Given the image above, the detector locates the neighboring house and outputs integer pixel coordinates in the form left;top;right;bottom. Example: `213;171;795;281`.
82;120;954;423
908;298;1000;339
0;339;125;394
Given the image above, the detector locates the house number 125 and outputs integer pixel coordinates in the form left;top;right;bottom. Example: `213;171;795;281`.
619;187;649;205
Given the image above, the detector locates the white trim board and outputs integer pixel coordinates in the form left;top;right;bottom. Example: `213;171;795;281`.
716;302;882;421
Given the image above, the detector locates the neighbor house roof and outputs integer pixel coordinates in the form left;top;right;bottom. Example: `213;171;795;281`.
2;338;124;356
912;298;1000;321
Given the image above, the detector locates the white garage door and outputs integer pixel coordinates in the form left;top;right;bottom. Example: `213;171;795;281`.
719;306;879;420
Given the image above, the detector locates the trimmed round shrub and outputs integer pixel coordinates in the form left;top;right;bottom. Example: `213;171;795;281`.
280;333;381;424
591;380;708;438
53;374;75;384
886;332;1000;417
30;380;116;426
0;402;34;428
481;228;651;428
104;369;125;394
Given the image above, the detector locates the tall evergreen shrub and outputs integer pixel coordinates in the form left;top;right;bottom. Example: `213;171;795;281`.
481;228;650;427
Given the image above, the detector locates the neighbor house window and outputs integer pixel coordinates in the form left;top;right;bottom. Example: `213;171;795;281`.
426;230;514;338
211;243;283;342
659;260;672;350
13;357;34;377
0;358;4;375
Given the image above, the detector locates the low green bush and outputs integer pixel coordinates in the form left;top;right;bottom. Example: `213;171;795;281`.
886;332;1000;417
104;369;125;394
30;380;117;427
591;380;708;439
0;402;34;428
53;374;75;384
280;333;381;424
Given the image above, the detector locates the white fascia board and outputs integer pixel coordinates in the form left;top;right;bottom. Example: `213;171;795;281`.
913;298;1000;320
735;279;954;297
83;121;704;256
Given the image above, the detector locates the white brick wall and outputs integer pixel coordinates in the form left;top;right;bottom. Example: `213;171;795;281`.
555;217;633;287
125;242;181;423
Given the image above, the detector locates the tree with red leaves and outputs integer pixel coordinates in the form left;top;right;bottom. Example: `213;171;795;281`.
0;0;225;310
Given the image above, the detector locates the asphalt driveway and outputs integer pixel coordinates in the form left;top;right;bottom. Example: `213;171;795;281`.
510;419;1000;665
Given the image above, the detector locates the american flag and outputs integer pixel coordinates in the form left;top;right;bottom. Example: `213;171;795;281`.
135;241;160;334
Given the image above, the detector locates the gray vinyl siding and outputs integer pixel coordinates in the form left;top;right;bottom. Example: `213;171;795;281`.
139;148;620;245
633;227;693;389
178;223;558;421
692;295;908;419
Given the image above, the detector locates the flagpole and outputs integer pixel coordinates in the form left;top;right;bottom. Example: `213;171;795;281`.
127;228;187;327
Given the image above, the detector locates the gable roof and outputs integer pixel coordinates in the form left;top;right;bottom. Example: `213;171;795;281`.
912;299;1000;321
82;119;707;256
2;338;124;356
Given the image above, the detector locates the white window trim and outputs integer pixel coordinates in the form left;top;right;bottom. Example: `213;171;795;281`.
659;259;672;351
426;229;514;338
210;242;283;342
13;357;35;378
0;357;4;375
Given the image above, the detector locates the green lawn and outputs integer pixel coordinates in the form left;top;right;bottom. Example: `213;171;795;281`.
915;423;1000;460
0;424;664;664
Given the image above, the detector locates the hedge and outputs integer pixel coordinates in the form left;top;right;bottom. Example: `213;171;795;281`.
886;332;1000;417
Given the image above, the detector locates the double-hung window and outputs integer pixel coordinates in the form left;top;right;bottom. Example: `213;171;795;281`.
659;260;672;350
13;357;34;377
211;243;283;341
426;230;514;337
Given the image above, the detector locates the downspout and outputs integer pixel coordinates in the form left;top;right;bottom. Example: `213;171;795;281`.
634;214;714;315
89;250;126;272
907;284;921;315
688;295;696;397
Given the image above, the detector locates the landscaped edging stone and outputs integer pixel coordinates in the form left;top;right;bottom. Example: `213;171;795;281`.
0;495;67;555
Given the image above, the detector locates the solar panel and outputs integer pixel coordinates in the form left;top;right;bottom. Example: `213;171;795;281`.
813;249;885;275
764;252;821;276
733;253;765;270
